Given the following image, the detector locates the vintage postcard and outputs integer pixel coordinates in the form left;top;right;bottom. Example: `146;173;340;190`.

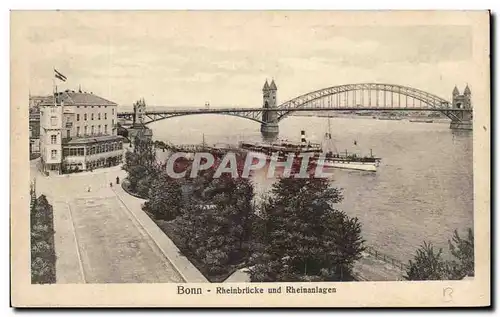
11;11;490;307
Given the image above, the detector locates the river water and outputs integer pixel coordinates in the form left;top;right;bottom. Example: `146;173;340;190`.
148;115;473;263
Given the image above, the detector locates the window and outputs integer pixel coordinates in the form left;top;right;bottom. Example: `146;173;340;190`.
51;150;57;159
104;124;108;134
112;108;114;115
50;135;57;144
78;148;84;156
112;119;115;127
91;125;94;135
98;113;101;120
77;127;80;136
84;126;87;135
84;113;87;121
98;125;101;134
91;113;94;120
104;113;107;120
77;114;80;121
50;116;57;126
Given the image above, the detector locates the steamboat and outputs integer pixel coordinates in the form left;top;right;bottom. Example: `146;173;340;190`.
239;131;321;159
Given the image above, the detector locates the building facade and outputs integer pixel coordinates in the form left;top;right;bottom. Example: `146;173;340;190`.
29;112;41;154
29;95;49;155
39;90;123;174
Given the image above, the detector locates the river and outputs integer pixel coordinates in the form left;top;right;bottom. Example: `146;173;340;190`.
148;115;473;263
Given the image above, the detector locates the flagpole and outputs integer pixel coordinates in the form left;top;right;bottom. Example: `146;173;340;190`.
53;67;56;106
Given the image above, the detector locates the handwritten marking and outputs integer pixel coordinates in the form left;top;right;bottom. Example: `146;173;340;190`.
443;287;453;302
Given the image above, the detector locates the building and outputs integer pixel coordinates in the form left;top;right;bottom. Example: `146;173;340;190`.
29;95;49;156
39;90;124;174
29;111;41;154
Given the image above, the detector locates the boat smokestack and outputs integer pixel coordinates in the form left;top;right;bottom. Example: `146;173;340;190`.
301;130;306;146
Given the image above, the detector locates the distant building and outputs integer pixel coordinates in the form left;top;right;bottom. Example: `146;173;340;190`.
39;90;123;174
29;95;47;155
29;95;51;110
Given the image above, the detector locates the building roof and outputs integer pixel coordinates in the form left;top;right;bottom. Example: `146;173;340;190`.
262;80;270;91
464;85;471;95
64;135;124;145
452;86;460;95
40;91;117;107
269;79;277;90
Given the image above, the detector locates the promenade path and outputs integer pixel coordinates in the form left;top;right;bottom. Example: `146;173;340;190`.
30;160;184;283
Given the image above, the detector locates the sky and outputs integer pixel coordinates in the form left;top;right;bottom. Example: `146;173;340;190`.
27;12;475;108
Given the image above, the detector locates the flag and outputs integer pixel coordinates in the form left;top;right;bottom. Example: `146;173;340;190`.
54;69;67;82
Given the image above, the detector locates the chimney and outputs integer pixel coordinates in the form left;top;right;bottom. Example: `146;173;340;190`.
301;130;306;146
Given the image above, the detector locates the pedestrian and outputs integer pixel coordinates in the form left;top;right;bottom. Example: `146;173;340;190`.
116;176;120;184
109;182;113;187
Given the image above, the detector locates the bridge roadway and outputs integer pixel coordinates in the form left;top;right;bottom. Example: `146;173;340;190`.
118;106;469;116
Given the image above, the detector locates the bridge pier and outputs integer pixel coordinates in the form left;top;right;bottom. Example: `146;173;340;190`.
260;122;279;136
450;120;472;130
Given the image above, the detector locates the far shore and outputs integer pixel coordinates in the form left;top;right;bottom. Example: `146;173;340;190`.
290;113;450;123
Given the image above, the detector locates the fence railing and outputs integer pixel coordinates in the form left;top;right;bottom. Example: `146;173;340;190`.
364;246;408;272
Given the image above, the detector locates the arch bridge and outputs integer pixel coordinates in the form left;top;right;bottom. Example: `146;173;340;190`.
117;82;472;134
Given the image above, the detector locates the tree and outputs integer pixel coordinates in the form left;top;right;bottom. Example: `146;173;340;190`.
404;241;447;280
173;167;255;276
31;194;56;284
249;177;365;282
447;228;474;279
144;171;183;220
404;228;474;281
122;137;159;194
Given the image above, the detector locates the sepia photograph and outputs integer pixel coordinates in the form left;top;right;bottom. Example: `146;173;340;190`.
11;10;490;307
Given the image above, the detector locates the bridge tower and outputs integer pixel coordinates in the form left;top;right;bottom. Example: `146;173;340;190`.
260;79;279;135
133;98;146;127
450;85;473;130
130;98;152;143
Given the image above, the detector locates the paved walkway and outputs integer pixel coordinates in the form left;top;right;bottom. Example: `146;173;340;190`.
31;161;185;284
224;269;251;283
353;252;404;281
113;180;208;283
223;255;404;283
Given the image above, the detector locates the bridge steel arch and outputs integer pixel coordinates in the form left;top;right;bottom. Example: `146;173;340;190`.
275;83;459;122
141;111;266;125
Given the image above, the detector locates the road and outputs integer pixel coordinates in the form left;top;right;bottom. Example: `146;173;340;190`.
30;159;184;283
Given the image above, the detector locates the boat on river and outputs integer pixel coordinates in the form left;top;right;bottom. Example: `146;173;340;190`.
322;117;381;172
239;130;322;160
239;124;381;172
